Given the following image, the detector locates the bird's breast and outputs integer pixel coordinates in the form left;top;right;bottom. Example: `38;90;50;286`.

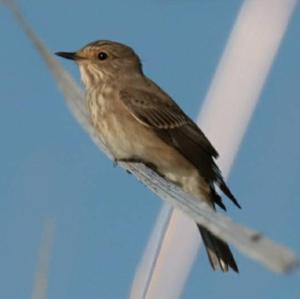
86;87;204;198
87;87;148;159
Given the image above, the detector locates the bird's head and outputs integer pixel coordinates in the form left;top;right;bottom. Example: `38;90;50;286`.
56;40;143;88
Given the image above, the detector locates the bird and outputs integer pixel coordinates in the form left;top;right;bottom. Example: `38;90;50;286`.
56;40;241;272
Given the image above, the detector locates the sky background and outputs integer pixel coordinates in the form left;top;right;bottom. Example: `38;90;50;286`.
1;1;300;298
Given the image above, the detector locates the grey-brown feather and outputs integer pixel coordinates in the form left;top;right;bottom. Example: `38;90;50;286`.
119;86;219;157
119;82;241;272
119;85;240;209
199;225;239;272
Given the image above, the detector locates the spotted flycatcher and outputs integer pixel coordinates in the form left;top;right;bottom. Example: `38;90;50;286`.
56;40;241;272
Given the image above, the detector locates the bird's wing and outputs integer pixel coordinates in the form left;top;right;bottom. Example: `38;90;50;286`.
119;87;241;209
119;87;218;159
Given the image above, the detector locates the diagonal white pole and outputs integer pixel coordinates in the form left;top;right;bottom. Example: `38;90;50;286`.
130;0;298;298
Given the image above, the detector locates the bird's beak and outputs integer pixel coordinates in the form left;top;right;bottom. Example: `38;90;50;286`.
55;51;80;61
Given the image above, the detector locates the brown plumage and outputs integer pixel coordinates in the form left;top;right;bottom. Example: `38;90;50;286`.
56;40;241;272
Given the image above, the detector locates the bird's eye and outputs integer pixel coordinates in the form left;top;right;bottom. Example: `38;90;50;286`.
98;52;108;60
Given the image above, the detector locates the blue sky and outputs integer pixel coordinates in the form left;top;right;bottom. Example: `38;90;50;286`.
1;1;300;298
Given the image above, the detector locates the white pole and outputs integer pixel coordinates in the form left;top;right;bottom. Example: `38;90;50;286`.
130;1;298;298
31;219;55;299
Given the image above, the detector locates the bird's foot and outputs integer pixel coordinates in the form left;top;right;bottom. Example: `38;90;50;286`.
115;158;166;179
113;158;132;174
115;157;144;165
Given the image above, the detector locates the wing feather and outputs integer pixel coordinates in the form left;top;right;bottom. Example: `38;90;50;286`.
119;88;218;156
119;87;241;209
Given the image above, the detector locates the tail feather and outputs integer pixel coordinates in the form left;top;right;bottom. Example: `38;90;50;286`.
210;186;227;211
218;179;241;209
198;225;239;273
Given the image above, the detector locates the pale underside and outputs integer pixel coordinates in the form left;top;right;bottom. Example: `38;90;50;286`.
86;85;210;202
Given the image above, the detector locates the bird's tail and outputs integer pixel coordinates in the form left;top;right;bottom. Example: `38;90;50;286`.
198;225;239;272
